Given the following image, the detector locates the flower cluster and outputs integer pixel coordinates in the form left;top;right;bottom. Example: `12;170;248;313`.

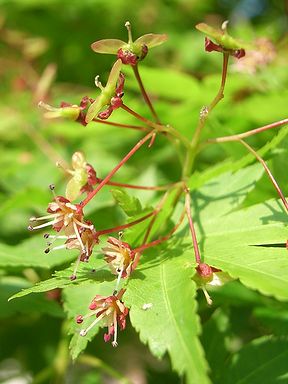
29;21;273;351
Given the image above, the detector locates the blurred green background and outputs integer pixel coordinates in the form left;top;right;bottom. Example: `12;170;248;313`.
0;0;287;383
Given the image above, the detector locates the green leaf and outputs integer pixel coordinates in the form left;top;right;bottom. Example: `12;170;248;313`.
111;188;142;217
189;126;288;191
9;257;113;300
192;198;288;301
191;163;264;219
222;336;288;384
0;236;76;269
124;251;210;384
63;281;115;360
253;306;288;336
201;308;231;383
0;276;63;318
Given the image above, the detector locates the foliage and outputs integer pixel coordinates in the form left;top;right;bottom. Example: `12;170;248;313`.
0;2;288;383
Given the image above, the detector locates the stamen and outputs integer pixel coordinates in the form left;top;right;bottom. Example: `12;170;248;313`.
71;253;82;280
30;213;60;221
114;267;124;292
50;244;67;251
29;218;61;230
49;184;57;198
95;75;104;91
202;287;213;306
112;310;118;347
73;222;86;254
125;21;133;44
79;312;106;336
73;219;94;230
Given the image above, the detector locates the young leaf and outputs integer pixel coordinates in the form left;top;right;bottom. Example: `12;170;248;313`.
111;188;142;217
124;251;210;384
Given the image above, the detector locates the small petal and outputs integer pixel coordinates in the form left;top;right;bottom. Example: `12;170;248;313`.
106;59;122;91
85;96;104;124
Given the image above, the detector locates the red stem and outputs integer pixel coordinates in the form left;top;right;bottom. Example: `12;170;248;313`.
92;118;149;132
207;118;288;143
132;64;161;124
143;191;170;244
97;210;155;236
184;188;201;264
134;207;186;253
239;139;288;212
80;131;154;207
121;104;159;130
95;178;174;191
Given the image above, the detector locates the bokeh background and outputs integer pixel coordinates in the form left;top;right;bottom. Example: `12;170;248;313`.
0;0;287;383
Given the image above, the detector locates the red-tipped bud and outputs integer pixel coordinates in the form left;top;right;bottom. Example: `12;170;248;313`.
76;315;83;324
196;263;213;278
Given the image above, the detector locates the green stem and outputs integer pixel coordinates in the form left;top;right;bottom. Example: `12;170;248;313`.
52;321;70;384
182;52;230;179
79;354;131;384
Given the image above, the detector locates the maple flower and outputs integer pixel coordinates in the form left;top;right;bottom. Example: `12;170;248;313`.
65;222;99;279
193;263;232;305
91;21;167;66
38;100;82;120
58;151;97;201
39;96;94;126
77;289;128;347
85;59;125;124
102;237;138;283
196;22;247;59
28;187;96;279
